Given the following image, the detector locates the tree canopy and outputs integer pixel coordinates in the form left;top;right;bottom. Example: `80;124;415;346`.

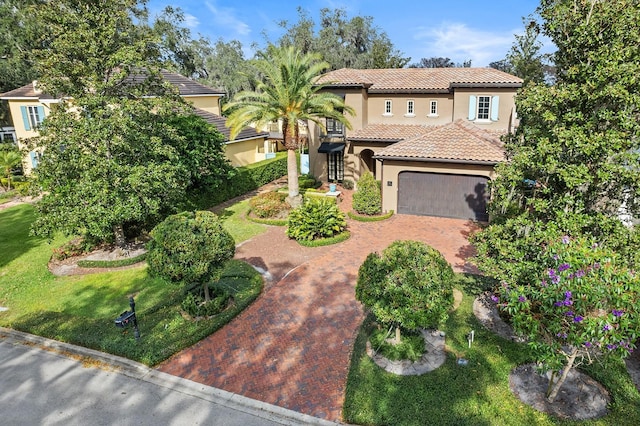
409;57;471;68
28;0;231;245
268;7;409;70
356;240;454;343
489;17;552;84
474;0;640;399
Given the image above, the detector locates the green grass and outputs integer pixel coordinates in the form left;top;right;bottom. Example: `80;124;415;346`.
0;204;263;366
343;274;640;426
216;199;269;243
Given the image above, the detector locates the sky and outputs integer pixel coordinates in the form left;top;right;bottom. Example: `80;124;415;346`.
146;0;549;67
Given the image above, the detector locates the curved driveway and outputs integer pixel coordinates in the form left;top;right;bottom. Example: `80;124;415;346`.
158;214;480;421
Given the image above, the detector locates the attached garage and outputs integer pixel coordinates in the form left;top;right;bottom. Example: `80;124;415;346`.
397;172;489;221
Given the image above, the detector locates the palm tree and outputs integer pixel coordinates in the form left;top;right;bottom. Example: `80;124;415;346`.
224;46;354;206
0;150;22;191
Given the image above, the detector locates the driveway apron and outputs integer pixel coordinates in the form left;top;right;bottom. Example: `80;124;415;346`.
158;214;480;421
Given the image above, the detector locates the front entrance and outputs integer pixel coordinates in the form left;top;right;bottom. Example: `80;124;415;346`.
397;172;489;221
360;149;376;177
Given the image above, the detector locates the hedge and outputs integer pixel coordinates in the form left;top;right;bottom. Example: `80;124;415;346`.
190;152;289;209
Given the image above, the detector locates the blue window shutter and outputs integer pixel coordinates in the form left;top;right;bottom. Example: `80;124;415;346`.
491;96;500;121
29;151;38;168
468;96;477;120
21;106;31;131
36;106;45;126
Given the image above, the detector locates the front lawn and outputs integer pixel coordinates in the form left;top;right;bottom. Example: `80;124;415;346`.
0;204;265;365
343;274;640;425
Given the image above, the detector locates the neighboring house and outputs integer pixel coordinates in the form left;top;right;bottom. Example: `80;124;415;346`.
310;67;523;221
0;70;268;173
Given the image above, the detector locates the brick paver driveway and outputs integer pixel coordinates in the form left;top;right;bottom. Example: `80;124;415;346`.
158;214;480;421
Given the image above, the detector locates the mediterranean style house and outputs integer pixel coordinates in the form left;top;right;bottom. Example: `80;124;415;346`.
0;70;269;174
309;67;523;221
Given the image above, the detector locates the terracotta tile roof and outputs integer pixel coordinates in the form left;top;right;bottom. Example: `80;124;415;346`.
317;68;523;93
0;70;224;100
193;108;268;142
348;124;440;142
375;120;506;164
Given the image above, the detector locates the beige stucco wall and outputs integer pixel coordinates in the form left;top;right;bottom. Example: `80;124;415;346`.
224;137;268;167
185;95;221;115
367;94;454;126
6;99;53;175
379;160;497;213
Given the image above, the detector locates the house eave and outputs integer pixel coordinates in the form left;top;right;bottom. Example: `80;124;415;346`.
373;155;501;166
226;133;269;144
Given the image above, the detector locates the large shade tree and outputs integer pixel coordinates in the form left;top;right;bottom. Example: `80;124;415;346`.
27;0;231;246
223;45;354;205
474;0;640;401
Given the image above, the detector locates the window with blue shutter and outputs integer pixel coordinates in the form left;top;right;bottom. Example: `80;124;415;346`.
20;106;45;131
468;96;477;120
490;96;500;121
20;106;31;131
29;151;39;168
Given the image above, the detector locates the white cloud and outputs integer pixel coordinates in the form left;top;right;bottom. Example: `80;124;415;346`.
205;1;251;37
413;22;516;66
183;13;200;29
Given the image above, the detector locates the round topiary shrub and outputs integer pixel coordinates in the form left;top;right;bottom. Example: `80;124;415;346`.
286;197;347;242
147;211;235;302
356;240;454;344
249;191;290;218
353;172;382;215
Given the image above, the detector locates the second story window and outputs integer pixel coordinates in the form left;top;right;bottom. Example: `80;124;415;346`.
20;105;45;131
477;96;491;120
384;99;392;115
429;100;438;116
468;95;500;122
325;117;344;135
406;100;415;116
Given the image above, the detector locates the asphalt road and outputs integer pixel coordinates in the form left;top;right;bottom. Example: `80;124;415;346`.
0;328;336;426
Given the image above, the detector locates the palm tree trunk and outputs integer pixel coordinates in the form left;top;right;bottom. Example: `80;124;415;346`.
286;149;302;207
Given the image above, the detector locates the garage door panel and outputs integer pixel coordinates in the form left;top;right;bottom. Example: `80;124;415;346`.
398;172;488;221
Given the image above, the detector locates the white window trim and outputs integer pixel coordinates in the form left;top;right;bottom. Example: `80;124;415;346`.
428;100;438;117
27;106;43;129
476;95;491;121
404;100;415;117
383;99;393;116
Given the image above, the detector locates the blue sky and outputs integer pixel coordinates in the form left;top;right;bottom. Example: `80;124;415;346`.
146;0;547;67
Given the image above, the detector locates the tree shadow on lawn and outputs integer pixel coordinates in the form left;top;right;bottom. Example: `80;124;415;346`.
0;205;47;269
343;309;540;426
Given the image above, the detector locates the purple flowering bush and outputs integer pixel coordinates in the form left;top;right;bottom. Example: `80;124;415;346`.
494;235;640;402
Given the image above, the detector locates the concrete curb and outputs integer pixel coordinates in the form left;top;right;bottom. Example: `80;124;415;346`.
0;327;342;426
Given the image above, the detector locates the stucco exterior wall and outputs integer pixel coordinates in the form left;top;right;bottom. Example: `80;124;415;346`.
6;99;52;175
224;137;267;167
452;88;517;130
367;94;454;126
379;160;497;213
186;95;221;115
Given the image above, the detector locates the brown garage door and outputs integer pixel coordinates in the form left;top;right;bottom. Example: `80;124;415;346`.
397;172;489;221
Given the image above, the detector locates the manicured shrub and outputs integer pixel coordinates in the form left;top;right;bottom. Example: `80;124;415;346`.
286;197;347;242
147;211;235;301
299;173;321;189
189;152;288;209
181;288;231;318
249;191;290;218
342;179;354;190
353;172;381;215
356;240;454;343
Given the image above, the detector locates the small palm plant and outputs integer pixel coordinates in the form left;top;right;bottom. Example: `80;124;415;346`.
0;150;22;191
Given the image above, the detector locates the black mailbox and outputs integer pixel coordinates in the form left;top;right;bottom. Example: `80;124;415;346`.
114;296;140;339
115;310;136;328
